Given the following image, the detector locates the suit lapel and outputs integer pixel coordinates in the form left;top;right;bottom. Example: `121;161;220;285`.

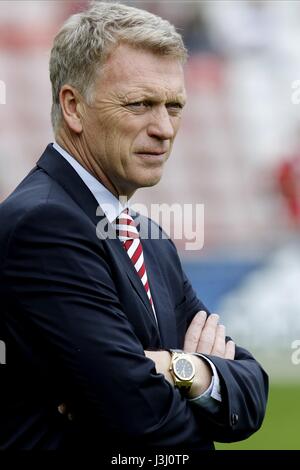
142;238;178;348
37;144;101;226
105;238;160;331
36;144;158;330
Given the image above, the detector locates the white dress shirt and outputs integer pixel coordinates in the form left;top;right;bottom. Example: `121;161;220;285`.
53;142;222;411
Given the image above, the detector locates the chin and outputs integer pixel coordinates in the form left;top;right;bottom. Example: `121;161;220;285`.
140;174;162;188
129;168;164;192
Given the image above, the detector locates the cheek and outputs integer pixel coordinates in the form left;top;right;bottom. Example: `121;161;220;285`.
85;107;147;163
108;116;144;153
171;116;182;135
102;120;134;164
124;116;151;146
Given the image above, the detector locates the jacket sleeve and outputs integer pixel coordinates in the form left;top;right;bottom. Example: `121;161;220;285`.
3;202;210;450
181;269;269;442
201;347;269;442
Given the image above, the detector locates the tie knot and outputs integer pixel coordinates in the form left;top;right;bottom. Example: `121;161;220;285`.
115;210;139;241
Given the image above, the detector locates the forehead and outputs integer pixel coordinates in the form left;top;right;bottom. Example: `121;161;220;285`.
96;43;186;100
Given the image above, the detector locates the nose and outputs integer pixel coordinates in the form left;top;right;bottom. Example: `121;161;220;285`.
147;106;175;141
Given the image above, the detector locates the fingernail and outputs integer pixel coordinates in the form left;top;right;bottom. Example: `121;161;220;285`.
210;314;219;320
58;404;65;415
198;310;207;317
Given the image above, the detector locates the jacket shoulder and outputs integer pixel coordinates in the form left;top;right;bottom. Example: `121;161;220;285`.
0;168;87;259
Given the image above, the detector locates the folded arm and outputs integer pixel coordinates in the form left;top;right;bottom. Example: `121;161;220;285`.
3;203;212;449
146;290;268;442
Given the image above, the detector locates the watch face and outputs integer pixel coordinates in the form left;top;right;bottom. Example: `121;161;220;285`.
174;358;194;380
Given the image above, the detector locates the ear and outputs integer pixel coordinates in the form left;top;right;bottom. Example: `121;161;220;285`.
59;85;83;133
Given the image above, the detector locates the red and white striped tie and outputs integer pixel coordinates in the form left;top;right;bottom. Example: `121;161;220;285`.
116;210;157;320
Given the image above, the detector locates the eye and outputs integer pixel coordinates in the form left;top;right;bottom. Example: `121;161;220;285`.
166;102;184;115
125;101;151;110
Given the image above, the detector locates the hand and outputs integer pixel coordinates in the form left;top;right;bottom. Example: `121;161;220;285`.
58;402;74;421
182;311;235;398
184;311;235;359
143;312;235;398
145;349;212;398
144;350;174;385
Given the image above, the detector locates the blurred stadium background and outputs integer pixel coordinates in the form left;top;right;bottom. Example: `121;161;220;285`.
1;0;300;449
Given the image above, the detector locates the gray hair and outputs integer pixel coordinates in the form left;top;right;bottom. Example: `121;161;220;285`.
49;1;187;132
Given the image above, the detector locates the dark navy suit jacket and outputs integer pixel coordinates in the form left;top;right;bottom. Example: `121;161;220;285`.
0;144;268;450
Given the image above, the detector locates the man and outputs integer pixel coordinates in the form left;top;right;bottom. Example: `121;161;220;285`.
0;1;268;453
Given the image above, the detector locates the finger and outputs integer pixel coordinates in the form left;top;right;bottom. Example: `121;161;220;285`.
184;310;207;352
58;403;67;415
211;324;226;357
225;340;235;360
196;313;219;354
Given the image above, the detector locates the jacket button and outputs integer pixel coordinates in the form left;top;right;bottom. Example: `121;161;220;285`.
231;413;239;425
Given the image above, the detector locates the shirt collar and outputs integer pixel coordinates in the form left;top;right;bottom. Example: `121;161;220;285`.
53;142;128;223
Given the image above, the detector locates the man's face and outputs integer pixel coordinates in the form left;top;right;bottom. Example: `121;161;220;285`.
80;43;186;197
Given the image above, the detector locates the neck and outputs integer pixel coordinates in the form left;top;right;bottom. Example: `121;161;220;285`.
55;128;131;199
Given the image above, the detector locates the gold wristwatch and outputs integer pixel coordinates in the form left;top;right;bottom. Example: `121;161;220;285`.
169;350;195;392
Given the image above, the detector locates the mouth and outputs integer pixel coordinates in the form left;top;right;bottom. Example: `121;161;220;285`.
134;151;167;160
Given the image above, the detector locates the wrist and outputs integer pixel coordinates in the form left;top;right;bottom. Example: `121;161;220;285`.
163;350;174;385
168;350;195;393
188;354;212;398
145;350;174;385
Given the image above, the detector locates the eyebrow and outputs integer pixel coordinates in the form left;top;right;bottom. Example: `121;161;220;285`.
122;90;187;106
